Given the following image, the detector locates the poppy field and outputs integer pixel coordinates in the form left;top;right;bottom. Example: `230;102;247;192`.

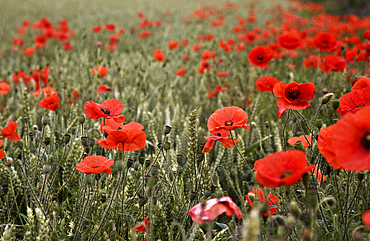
2;0;370;240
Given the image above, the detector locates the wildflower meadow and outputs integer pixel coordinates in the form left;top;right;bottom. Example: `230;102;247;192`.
1;0;370;240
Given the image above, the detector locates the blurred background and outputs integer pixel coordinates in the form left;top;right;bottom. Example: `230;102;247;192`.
302;0;370;17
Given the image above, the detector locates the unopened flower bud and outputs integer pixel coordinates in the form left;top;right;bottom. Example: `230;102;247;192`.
306;187;317;208
81;136;88;146
332;100;340;110
116;161;125;171
164;125;172;135
163;142;170;150
189;191;197;201
127;159;134;168
302;173;310;187
322;196;336;207
274;215;286;226
315;119;323;129
51;193;58;201
42;115;50;126
7;157;13;167
138;156;145;165
251;122;257;128
290;201;301;219
64;134;71;144
78;115;85;124
230;168;238;178
43;163;51;174
321;93;334;105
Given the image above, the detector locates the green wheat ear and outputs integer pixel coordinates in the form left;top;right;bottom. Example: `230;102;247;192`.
184;108;198;193
24;207;36;241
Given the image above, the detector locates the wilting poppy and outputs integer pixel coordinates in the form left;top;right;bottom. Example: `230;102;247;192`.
255;76;280;92
153;49;165;62
198;60;210;74
325;105;370;171
133;216;149;232
254;150;315;188
38;93;60;111
202;132;237;153
84;99;126;122
248;46;274;69
287;135;312;149
352;76;370;91
188;196;242;225
176;68;186;77
97;122;146;152
76;155;114;176
207;84;228;98
0;82;11;95
92;66;108;78
362;211;370;230
1;119;21;142
273;82;316;118
336;87;370;116
320;55;347;73
97;85;111;94
245;188;279;216
0;140;5;159
277;33;302;50
207;106;249;137
313;32;338;51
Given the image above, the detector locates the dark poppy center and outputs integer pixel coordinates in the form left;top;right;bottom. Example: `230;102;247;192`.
49;102;54;105
216;133;221;137
323;40;328;44
117;127;122;130
93;166;100;168
288;88;300;100
257;55;264;61
280;170;293;178
294;38;298;41
204;64;209;68
360;132;370;149
101;108;111;115
225;121;233;126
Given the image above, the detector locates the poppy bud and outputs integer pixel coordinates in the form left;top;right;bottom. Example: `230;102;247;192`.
88;138;95;146
301;212;312;227
150;165;159;176
127;159;134;168
205;190;212;198
81;136;88;146
85;174;93;185
145;159;151;168
116;161;125;171
290;201;301;219
17;141;23;149
164;125;172;135
357;171;365;181
78;115;85;124
64;134;71;144
230;168;238;178
42;115;50;126
315;119;323;129
44;138;50;146
265;121;269;129
176;155;183;166
251;122;257;128
163;142;170;150
294;141;304;151
274;215;286;226
7;157;13;167
101;194;107;203
55;139;62;148
51;193;58;201
189;191;197;201
138;156;145;165
43;163;51;174
332;100;340;110
302;173;310;187
322;197;336;207
306;187;317;208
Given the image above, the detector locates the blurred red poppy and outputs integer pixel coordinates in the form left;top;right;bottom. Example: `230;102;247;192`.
277;33;302;50
320;55;347;73
32;86;55;97
76;155;114;176
73;90;79;100
207;84;228;98
133;216;149;232
12;38;24;47
254;150;315;188
138;30;151;39
312;167;326;183
303;55;319;69
92;66;108;78
287;135;312;149
352;76;370;91
207;106;249;136
153;49;165;62
176;68;186;76
0;140;5;159
97;85;111;94
35;35;47;49
273;82;315;118
23;47;36;57
362;211;370;230
188;196;242;225
1;119;21;142
84;99;126;122
97;122;146;152
167;41;178;50
255;76;280;92
248;46;274;69
192;44;202;52
38;93;60;111
217;72;228;77
92;25;102;33
200;50;216;60
198;60;210;74
0;82;11;95
202;132;237;153
337;87;370;116
105;24;116;32
313;32;338;51
245;188;279;217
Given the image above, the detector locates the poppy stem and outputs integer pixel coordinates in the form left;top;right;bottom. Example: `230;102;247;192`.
292;110;316;139
230;131;253;173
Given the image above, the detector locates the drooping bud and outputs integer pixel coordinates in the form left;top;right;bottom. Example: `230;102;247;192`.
290;201;301;219
43;163;51;174
306;187;318;208
321;93;334;105
322;196;336;207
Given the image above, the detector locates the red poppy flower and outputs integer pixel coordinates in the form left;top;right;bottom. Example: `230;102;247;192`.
62;42;73;51
105;24;116;32
255;76;280;92
287;135;312;149
167;41;178;50
133;216;149;232
202;132;237;153
217;72;228;77
345;48;366;62
35;35;47;49
109;34;119;45
363;211;370;230
32;86;55;97
245;188;279;217
312;167;326;183
92;66;108;78
254;150;315;188
207;106;249;137
76;155;114;176
273;82;315;119
188;196;242;225
277;33;302;50
97;85;111;94
320;55;347;73
84;99;126;122
23;47;36;57
0;140;5;159
192;44;202;52
73;90;79;100
313;32;338;51
317;125;340;169
207;84;228;98
248;46;274;69
12;38;24;47
153;49;165;62
198;60;210;74
1;119;21;142
337;87;370;116
200;50;216;60
138;30;151;39
176;68;186;76
38;93;60;111
0;82;11;95
303;55;320;69
327;105;370;171
352;76;370;91
92;25;102;33
97;122;146;152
